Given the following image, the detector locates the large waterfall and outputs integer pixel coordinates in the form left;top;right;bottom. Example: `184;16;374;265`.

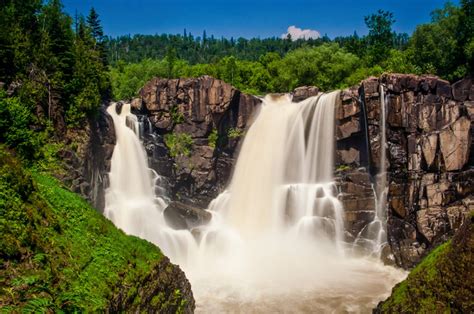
105;95;405;312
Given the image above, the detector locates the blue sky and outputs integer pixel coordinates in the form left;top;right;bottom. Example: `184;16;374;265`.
62;0;458;39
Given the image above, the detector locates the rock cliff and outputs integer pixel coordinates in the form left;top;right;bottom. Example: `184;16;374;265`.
336;74;473;268
85;74;473;270
134;75;261;208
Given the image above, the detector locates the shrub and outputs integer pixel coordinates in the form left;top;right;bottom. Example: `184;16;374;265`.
164;133;193;157
208;128;218;148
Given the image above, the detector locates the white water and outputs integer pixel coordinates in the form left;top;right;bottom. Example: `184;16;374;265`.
104;103;197;264
353;84;389;257
105;95;405;313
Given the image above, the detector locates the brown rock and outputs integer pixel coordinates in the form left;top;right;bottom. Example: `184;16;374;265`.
387;94;403;127
439;116;471;171
436;79;452;98
292;86;319;102
337;148;359;164
421;133;438;168
437;100;461;129
418;103;437;132
452;78;472;101
337;117;360;139
416;207;447;242
131;97;142;110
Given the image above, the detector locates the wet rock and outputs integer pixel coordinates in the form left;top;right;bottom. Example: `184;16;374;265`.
131;97;142;110
163;201;212;230
292;86;319;102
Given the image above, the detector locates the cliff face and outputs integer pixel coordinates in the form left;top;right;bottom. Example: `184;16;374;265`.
84;74;472;270
337;75;473;268
134;75;261;207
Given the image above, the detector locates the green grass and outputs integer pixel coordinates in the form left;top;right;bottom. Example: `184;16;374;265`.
0;145;164;312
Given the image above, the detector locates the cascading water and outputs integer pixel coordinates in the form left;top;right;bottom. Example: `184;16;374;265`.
104;103;197;264
353;84;388;257
105;95;405;312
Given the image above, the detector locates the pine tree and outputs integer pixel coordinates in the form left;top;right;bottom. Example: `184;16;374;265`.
87;7;104;43
86;7;107;66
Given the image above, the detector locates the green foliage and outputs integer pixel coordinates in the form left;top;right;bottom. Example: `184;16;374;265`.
164;133;194;157
106;31;329;66
0;146;189;311
272;43;360;91
0;0;110;131
364;10;396;65
407;1;474;80
227;128;244;139
336;164;351;172
170;105;185;124
107;2;471;98
208;128;218;148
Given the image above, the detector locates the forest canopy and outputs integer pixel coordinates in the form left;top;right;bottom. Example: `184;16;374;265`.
108;1;473;99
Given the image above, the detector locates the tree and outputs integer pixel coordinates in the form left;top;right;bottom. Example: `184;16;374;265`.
165;47;177;78
87;7;104;43
364;10;395;65
87;7;108;65
408;3;463;80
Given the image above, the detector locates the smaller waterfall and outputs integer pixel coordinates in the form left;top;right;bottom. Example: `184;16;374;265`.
353;84;388;257
104;103;197;264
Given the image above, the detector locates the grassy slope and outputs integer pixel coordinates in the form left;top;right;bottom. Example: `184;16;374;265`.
0;146;190;312
378;212;474;313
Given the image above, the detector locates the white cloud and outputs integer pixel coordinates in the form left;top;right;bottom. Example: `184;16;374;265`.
281;25;321;41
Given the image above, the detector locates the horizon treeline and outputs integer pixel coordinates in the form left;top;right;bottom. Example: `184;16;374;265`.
109;1;473;99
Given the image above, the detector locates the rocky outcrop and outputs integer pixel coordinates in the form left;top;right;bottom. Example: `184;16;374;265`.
335;74;474;268
164;201;212;230
109;256;195;313
376;213;474;312
131;76;261;207
60;105;116;211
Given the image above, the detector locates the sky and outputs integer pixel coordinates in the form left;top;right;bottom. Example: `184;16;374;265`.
62;0;459;39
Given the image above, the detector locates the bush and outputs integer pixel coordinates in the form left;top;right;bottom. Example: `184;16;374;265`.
164;133;194;157
208;128;218;148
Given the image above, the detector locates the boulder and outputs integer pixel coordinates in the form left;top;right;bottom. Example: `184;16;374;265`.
163;201;212;230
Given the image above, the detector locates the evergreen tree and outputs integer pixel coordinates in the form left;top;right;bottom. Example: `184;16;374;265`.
87;7;107;66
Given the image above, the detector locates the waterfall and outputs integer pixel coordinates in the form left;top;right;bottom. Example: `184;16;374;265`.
104;95;404;312
353;84;388;257
214;91;344;251
374;84;389;253
104;103;197;264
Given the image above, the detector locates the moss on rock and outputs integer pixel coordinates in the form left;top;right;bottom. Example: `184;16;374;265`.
0;146;194;312
377;211;474;312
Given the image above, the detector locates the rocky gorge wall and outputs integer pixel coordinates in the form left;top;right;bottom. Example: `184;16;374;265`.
82;74;473;270
337;75;473;267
